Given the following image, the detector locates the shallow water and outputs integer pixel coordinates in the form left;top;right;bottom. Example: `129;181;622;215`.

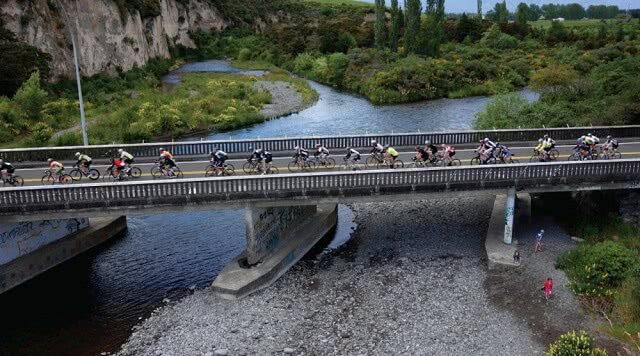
0;60;537;356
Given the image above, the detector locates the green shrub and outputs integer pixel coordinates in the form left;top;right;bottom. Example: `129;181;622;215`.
557;241;638;296
12;71;47;120
29;122;53;145
50;131;83;147
613;274;640;324
238;48;253;61
546;331;607;356
480;25;520;50
475;93;530;129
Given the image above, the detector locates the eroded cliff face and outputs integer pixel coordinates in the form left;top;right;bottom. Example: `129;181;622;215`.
0;0;227;80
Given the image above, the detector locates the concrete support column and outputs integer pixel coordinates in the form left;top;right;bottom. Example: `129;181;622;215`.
212;204;338;300
503;188;516;245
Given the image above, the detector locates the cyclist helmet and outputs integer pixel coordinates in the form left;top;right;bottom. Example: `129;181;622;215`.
606;135;612;139
213;147;219;153
118;148;124;154
538;138;543;143
384;144;390;149
346;146;351;151
315;144;321;148
159;148;165;152
294;145;300;150
47;158;53;163
587;133;592;136
425;140;431;145
75;152;81;157
371;140;377;145
580;135;586;140
543;134;549;139
441;144;447;148
415;146;421;150
484;138;489;142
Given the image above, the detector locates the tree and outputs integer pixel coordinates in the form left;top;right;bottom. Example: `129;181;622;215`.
420;0;446;57
389;0;401;51
13;71;48;121
490;1;509;23
477;0;482;18
374;0;387;49
530;64;578;92
404;0;422;53
527;4;543;21
516;3;528;25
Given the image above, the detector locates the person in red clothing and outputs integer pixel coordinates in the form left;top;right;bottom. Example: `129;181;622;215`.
543;277;554;300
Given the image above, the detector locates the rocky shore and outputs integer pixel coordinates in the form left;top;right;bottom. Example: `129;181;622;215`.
253;81;308;119
115;196;619;355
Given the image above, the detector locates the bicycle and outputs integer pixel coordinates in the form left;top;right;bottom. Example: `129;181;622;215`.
366;152;385;167
205;163;235;177
151;162;183;179
69;164;100;182
435;153;462;167
1;172;24;187
343;157;361;171
257;162;279;175
599;146;622;160
288;156;315;172
312;155;336;170
568;149;595;161
243;158;260;174
41;169;72;185
377;156;404;169
471;152;496;165
104;165;142;181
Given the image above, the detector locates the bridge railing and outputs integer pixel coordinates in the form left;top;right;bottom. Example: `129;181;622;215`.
1;125;640;162
2;159;639;213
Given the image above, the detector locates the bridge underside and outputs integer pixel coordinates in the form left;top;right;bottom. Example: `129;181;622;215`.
2;180;638;223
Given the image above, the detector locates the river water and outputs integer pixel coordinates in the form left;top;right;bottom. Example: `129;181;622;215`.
0;61;538;356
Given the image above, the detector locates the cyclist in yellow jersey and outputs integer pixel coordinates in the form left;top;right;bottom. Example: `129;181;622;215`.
384;145;399;160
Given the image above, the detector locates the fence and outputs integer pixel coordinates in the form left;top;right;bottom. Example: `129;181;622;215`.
1;125;640;162
2;159;639;213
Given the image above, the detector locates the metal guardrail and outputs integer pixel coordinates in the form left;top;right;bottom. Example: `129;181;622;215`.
1;125;639;162
1;159;639;213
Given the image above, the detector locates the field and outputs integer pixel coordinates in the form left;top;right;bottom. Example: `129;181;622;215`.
530;19;615;29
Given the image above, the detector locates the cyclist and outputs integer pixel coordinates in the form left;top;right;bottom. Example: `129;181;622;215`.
118;149;135;166
425;140;438;163
314;144;330;159
0;159;16;178
108;157;126;179
496;143;513;163
602;135;619;154
414;146;429;163
293;145;309;162
249;147;264;162
482;138;497;164
577;140;591;160
441;144;457;166
344;147;361;162
543;134;556;149
383;145;399;167
260;149;273;174
74;152;92;170
584;133;600;152
158;148;176;170
47;158;64;176
370;140;384;155
210;148;228;168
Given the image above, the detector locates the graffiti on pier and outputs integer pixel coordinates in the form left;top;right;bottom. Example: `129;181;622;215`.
0;218;89;265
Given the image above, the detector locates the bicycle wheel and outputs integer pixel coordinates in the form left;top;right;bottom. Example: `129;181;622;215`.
393;160;404;169
509;159;520;164
205;165;216;177
304;160;316;171
224;166;235;176
41;174;54;185
174;167;184;178
470;157;480;165
88;169;100;180
529;154;540;163
151;166;163;178
486;157;497;165
266;166;279;175
288;161;302;173
69;169;83;181
130;167;142;178
243;161;256;174
7;176;24;187
59;174;73;184
323;158;336;169
225;163;235;173
549;149;559;160
366;155;379;167
612;151;622;159
450;159;462;166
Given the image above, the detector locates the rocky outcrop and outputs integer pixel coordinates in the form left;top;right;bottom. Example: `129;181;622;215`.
0;0;227;80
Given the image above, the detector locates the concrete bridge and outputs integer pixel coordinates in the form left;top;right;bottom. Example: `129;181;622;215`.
2;126;639;299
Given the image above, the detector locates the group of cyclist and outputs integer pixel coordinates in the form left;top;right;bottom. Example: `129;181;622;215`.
413;140;457;166
572;133;619;160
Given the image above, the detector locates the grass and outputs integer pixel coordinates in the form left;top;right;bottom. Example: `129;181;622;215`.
601;323;640;352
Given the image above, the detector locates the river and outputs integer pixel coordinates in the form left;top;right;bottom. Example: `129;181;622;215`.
0;61;538;356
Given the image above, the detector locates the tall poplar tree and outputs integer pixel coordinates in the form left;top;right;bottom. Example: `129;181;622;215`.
477;0;482;18
389;0;401;52
374;0;387;49
404;0;421;53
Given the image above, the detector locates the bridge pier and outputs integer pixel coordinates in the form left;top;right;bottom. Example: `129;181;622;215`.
212;203;338;300
485;189;531;267
0;216;127;294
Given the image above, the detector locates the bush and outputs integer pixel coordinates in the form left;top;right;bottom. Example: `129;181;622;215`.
546;331;607;356
530;64;579;91
29;122;53;145
613;274;640;324
238;48;253;61
12;71;47;120
557;241;638;296
480;25;520;50
475;93;530;129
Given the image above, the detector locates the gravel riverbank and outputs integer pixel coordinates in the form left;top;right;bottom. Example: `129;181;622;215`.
253;81;308;119
116;195;548;355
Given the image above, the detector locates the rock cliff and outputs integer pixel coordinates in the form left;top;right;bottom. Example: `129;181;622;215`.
0;0;227;80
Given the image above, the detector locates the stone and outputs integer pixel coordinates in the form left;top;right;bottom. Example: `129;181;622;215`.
214;349;229;356
283;348;295;354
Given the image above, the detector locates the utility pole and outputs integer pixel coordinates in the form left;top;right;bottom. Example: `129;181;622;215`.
478;0;482;18
54;0;89;146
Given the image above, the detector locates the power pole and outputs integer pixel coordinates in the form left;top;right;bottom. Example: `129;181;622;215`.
478;0;482;18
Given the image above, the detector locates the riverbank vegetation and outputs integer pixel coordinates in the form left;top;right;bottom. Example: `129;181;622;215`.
538;192;640;350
